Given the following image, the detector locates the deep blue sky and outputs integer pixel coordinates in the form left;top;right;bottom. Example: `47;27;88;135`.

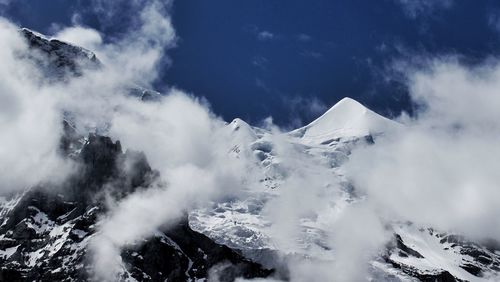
3;0;500;126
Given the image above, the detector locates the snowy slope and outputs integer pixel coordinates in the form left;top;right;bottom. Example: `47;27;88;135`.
387;224;500;281
190;99;500;281
289;97;399;144
191;99;380;271
0;132;272;281
0;28;272;282
4;27;500;281
20;28;101;79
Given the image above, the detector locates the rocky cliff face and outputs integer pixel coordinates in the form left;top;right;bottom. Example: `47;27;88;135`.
0;30;273;281
19;28;161;101
20;28;101;80
6;27;500;282
0;123;272;281
384;225;500;281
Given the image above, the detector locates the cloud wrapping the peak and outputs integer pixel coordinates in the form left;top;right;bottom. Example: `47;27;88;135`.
0;18;73;192
346;57;500;244
0;0;186;279
54;26;102;51
32;2;258;280
86;91;258;280
4;0;500;281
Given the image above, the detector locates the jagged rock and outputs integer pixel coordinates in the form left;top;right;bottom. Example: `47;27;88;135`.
19;28;162;103
20;28;100;79
386;225;500;281
1;31;273;280
0;129;273;281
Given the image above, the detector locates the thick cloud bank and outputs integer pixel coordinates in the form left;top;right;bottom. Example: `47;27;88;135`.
348;58;500;238
90;92;256;280
342;58;500;279
0;19;72;192
0;0;235;279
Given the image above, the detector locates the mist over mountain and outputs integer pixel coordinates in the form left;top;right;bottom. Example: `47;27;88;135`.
2;1;500;282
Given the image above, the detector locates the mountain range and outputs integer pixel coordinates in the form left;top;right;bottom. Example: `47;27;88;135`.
1;28;499;282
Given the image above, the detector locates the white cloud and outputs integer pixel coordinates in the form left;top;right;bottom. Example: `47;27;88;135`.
0;18;73;192
282;96;327;129
342;56;500;276
4;0;500;281
0;0;182;279
82;89;260;279
54;26;102;51
31;2;258;280
249;55;500;281
327;204;388;282
257;30;274;41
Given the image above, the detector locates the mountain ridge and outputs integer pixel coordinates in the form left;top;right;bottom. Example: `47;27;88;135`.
2;27;500;282
289;97;399;144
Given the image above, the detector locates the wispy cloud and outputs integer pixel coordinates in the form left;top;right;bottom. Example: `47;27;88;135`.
278;95;327;129
296;33;312;42
54;26;103;51
252;55;268;69
0;0;188;279
0;19;74;192
488;10;500;34
395;0;453;19
257;30;274;41
243;25;277;41
255;77;271;93
5;1;500;281
336;56;500;279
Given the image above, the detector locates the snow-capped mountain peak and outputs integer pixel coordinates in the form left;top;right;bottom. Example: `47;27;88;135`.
230;118;253;133
19;28;100;79
290;97;398;144
21;28;98;61
4;26;499;282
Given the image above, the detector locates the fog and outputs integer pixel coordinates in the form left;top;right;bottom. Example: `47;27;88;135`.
341;57;500;280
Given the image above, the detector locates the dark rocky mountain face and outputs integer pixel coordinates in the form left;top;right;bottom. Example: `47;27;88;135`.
0;124;272;281
7;26;500;282
0;30;273;281
20;28;101;80
19;28;161;102
385;230;500;281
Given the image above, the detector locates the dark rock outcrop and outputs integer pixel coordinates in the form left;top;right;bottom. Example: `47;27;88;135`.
0;129;272;281
20;28;100;79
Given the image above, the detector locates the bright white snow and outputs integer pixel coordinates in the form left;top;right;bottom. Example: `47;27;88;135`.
289;97;399;144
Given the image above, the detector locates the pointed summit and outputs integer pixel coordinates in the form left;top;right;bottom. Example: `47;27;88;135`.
229;118;257;139
290;97;398;143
